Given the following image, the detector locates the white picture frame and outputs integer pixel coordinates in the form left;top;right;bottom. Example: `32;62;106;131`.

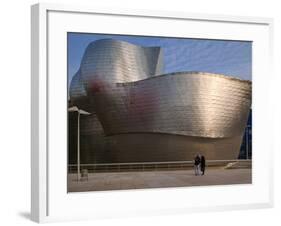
31;3;274;223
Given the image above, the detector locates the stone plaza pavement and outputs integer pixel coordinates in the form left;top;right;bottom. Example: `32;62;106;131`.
68;168;252;192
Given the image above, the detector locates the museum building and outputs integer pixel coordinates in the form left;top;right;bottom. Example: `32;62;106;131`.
68;39;252;164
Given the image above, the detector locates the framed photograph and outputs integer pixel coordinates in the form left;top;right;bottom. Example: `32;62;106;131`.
31;3;273;223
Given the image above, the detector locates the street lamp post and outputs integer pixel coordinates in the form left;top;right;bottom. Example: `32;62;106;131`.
245;126;248;160
68;106;91;182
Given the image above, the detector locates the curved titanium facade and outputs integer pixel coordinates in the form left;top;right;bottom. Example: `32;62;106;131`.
69;39;252;162
70;39;163;111
92;72;251;139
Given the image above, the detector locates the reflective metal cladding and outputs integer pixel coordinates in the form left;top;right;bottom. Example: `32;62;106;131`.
69;38;252;162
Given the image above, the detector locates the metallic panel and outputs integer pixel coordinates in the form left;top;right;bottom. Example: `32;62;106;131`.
92;72;251;139
80;38;163;84
105;134;244;162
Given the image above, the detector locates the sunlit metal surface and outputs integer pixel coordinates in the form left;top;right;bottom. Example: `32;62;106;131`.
81;39;163;82
92;72;251;139
69;39;252;162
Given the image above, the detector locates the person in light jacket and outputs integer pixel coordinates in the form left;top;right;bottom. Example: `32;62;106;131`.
194;154;201;176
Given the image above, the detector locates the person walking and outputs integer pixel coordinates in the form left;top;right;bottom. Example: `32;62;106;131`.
200;155;206;175
194;154;201;176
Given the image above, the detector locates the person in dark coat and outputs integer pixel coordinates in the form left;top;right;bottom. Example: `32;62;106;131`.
200;155;206;175
194;154;201;176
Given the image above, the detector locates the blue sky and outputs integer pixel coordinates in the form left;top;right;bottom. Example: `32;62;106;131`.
68;33;252;86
